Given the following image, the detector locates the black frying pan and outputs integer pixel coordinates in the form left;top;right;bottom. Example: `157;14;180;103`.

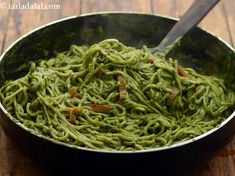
0;12;235;174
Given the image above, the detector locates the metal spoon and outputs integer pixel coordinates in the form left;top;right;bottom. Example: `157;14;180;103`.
152;0;221;54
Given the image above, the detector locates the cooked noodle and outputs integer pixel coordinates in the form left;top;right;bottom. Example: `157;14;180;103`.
1;39;234;151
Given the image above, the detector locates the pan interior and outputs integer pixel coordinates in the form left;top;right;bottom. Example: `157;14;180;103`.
0;13;234;153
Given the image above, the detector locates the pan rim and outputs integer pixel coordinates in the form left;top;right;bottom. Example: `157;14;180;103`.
0;11;234;154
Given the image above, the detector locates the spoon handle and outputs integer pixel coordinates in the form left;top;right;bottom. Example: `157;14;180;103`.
152;0;220;54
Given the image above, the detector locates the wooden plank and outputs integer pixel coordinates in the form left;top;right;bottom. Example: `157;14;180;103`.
153;0;232;46
215;138;235;176
60;0;81;16
4;0;81;51
4;0;59;50
0;0;11;53
0;129;50;176
81;0;152;13
224;0;235;47
197;154;234;176
174;0;232;45
174;0;193;18
152;0;177;17
198;1;232;45
0;1;15;175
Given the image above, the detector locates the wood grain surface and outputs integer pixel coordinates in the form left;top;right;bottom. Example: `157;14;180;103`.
0;0;234;175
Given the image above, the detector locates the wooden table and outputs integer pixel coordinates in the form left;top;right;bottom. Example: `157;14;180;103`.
0;0;234;175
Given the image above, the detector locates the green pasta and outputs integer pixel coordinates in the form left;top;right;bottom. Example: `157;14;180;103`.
0;39;234;151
